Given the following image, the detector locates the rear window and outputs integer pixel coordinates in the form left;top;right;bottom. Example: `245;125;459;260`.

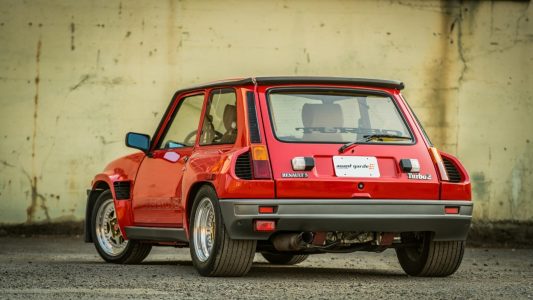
267;90;412;144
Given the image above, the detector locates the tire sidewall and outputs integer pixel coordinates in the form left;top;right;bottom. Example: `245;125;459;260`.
189;186;224;276
91;190;133;263
396;233;431;275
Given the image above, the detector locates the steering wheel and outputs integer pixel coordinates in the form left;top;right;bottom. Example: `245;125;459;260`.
183;130;223;145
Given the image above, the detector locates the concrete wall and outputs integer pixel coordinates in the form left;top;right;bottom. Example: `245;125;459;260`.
0;0;531;224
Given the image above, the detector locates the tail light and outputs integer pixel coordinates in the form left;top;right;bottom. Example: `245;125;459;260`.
251;145;272;179
429;147;449;181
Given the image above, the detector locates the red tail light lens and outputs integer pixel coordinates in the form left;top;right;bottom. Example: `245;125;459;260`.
251;145;272;179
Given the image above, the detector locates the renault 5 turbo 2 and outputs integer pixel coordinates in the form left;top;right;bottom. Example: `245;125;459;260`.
85;76;472;277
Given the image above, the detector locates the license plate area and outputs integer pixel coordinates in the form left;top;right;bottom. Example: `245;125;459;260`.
333;156;380;178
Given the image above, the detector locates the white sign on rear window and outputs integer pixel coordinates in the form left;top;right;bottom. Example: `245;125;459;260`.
333;156;380;178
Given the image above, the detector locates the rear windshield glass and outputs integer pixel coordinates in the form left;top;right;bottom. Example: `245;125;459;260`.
267;91;412;144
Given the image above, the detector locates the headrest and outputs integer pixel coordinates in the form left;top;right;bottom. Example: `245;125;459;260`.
302;103;343;128
223;104;236;131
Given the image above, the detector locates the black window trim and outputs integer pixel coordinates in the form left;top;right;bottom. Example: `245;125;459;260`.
264;87;417;146
198;87;239;147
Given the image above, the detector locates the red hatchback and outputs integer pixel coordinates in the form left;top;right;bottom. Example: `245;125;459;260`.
85;77;472;277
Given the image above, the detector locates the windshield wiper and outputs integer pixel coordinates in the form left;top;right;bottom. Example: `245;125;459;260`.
338;134;412;153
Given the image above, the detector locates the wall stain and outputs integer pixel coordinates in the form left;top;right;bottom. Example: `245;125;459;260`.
24;171;50;223
98;136;118;145
32;38;41;164
472;172;490;201
422;1;457;149
70;74;91;91
167;0;179;68
26;38;50;224
1;160;15;168
70;21;75;51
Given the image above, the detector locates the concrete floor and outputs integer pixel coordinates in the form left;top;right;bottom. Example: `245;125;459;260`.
0;236;532;299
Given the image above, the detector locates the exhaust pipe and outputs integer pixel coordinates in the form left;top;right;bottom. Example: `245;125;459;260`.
272;232;313;251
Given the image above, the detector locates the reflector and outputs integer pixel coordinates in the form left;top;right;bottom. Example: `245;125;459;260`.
254;220;276;232
258;206;275;214
445;207;459;214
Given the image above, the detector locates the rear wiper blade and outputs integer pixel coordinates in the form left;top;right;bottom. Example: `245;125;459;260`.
338;134;412;153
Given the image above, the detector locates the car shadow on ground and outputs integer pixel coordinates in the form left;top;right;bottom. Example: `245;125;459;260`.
79;259;406;278
249;264;405;278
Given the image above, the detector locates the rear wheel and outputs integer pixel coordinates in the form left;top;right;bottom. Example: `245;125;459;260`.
189;186;256;277
396;233;465;277
91;190;151;264
261;252;309;265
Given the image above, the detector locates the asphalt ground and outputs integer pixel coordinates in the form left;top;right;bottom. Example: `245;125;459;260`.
0;236;532;299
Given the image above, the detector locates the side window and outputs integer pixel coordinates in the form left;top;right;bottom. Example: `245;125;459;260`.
159;94;204;149
200;89;238;145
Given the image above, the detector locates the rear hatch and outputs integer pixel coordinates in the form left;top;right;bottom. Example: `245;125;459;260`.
257;86;439;199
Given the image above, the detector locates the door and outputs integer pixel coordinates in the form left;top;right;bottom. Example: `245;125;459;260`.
132;93;205;227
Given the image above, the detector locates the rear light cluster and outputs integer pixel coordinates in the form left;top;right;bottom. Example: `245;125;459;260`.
429;147;463;183
428;147;450;181
234;145;272;180
251;145;272;179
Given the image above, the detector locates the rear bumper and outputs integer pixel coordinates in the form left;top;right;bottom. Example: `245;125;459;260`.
219;199;472;241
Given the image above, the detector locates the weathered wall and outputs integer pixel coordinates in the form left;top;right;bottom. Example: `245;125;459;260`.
0;0;531;224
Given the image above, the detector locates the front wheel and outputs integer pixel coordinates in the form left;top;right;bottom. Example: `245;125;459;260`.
91;190;152;264
189;186;256;277
395;233;465;277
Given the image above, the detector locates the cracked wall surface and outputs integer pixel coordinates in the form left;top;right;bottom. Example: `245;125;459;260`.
0;0;531;224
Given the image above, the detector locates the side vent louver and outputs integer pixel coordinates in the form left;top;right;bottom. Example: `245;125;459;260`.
235;152;253;180
442;157;461;183
113;181;131;200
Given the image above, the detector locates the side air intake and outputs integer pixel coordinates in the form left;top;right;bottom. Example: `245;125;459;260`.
235;152;253;180
442;157;462;183
113;181;131;200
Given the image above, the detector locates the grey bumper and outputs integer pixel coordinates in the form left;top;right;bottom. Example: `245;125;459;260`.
219;199;473;241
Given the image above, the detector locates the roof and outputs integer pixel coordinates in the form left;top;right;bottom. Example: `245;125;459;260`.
175;76;404;94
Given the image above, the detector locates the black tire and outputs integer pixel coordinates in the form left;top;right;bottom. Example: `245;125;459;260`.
91;190;152;264
261;252;309;265
396;233;465;277
189;186;256;277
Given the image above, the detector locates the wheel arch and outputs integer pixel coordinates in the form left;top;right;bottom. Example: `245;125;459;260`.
184;181;216;238
84;180;111;242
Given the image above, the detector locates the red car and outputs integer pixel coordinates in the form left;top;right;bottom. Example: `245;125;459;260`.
85;77;472;277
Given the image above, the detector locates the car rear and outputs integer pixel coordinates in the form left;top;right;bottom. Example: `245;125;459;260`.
219;77;472;277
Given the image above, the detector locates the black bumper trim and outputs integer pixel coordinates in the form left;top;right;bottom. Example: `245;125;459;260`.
219;199;473;241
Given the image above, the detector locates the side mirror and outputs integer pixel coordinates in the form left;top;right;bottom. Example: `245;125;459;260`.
125;132;150;152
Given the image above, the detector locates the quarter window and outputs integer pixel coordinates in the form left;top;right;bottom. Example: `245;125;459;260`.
200;89;238;145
